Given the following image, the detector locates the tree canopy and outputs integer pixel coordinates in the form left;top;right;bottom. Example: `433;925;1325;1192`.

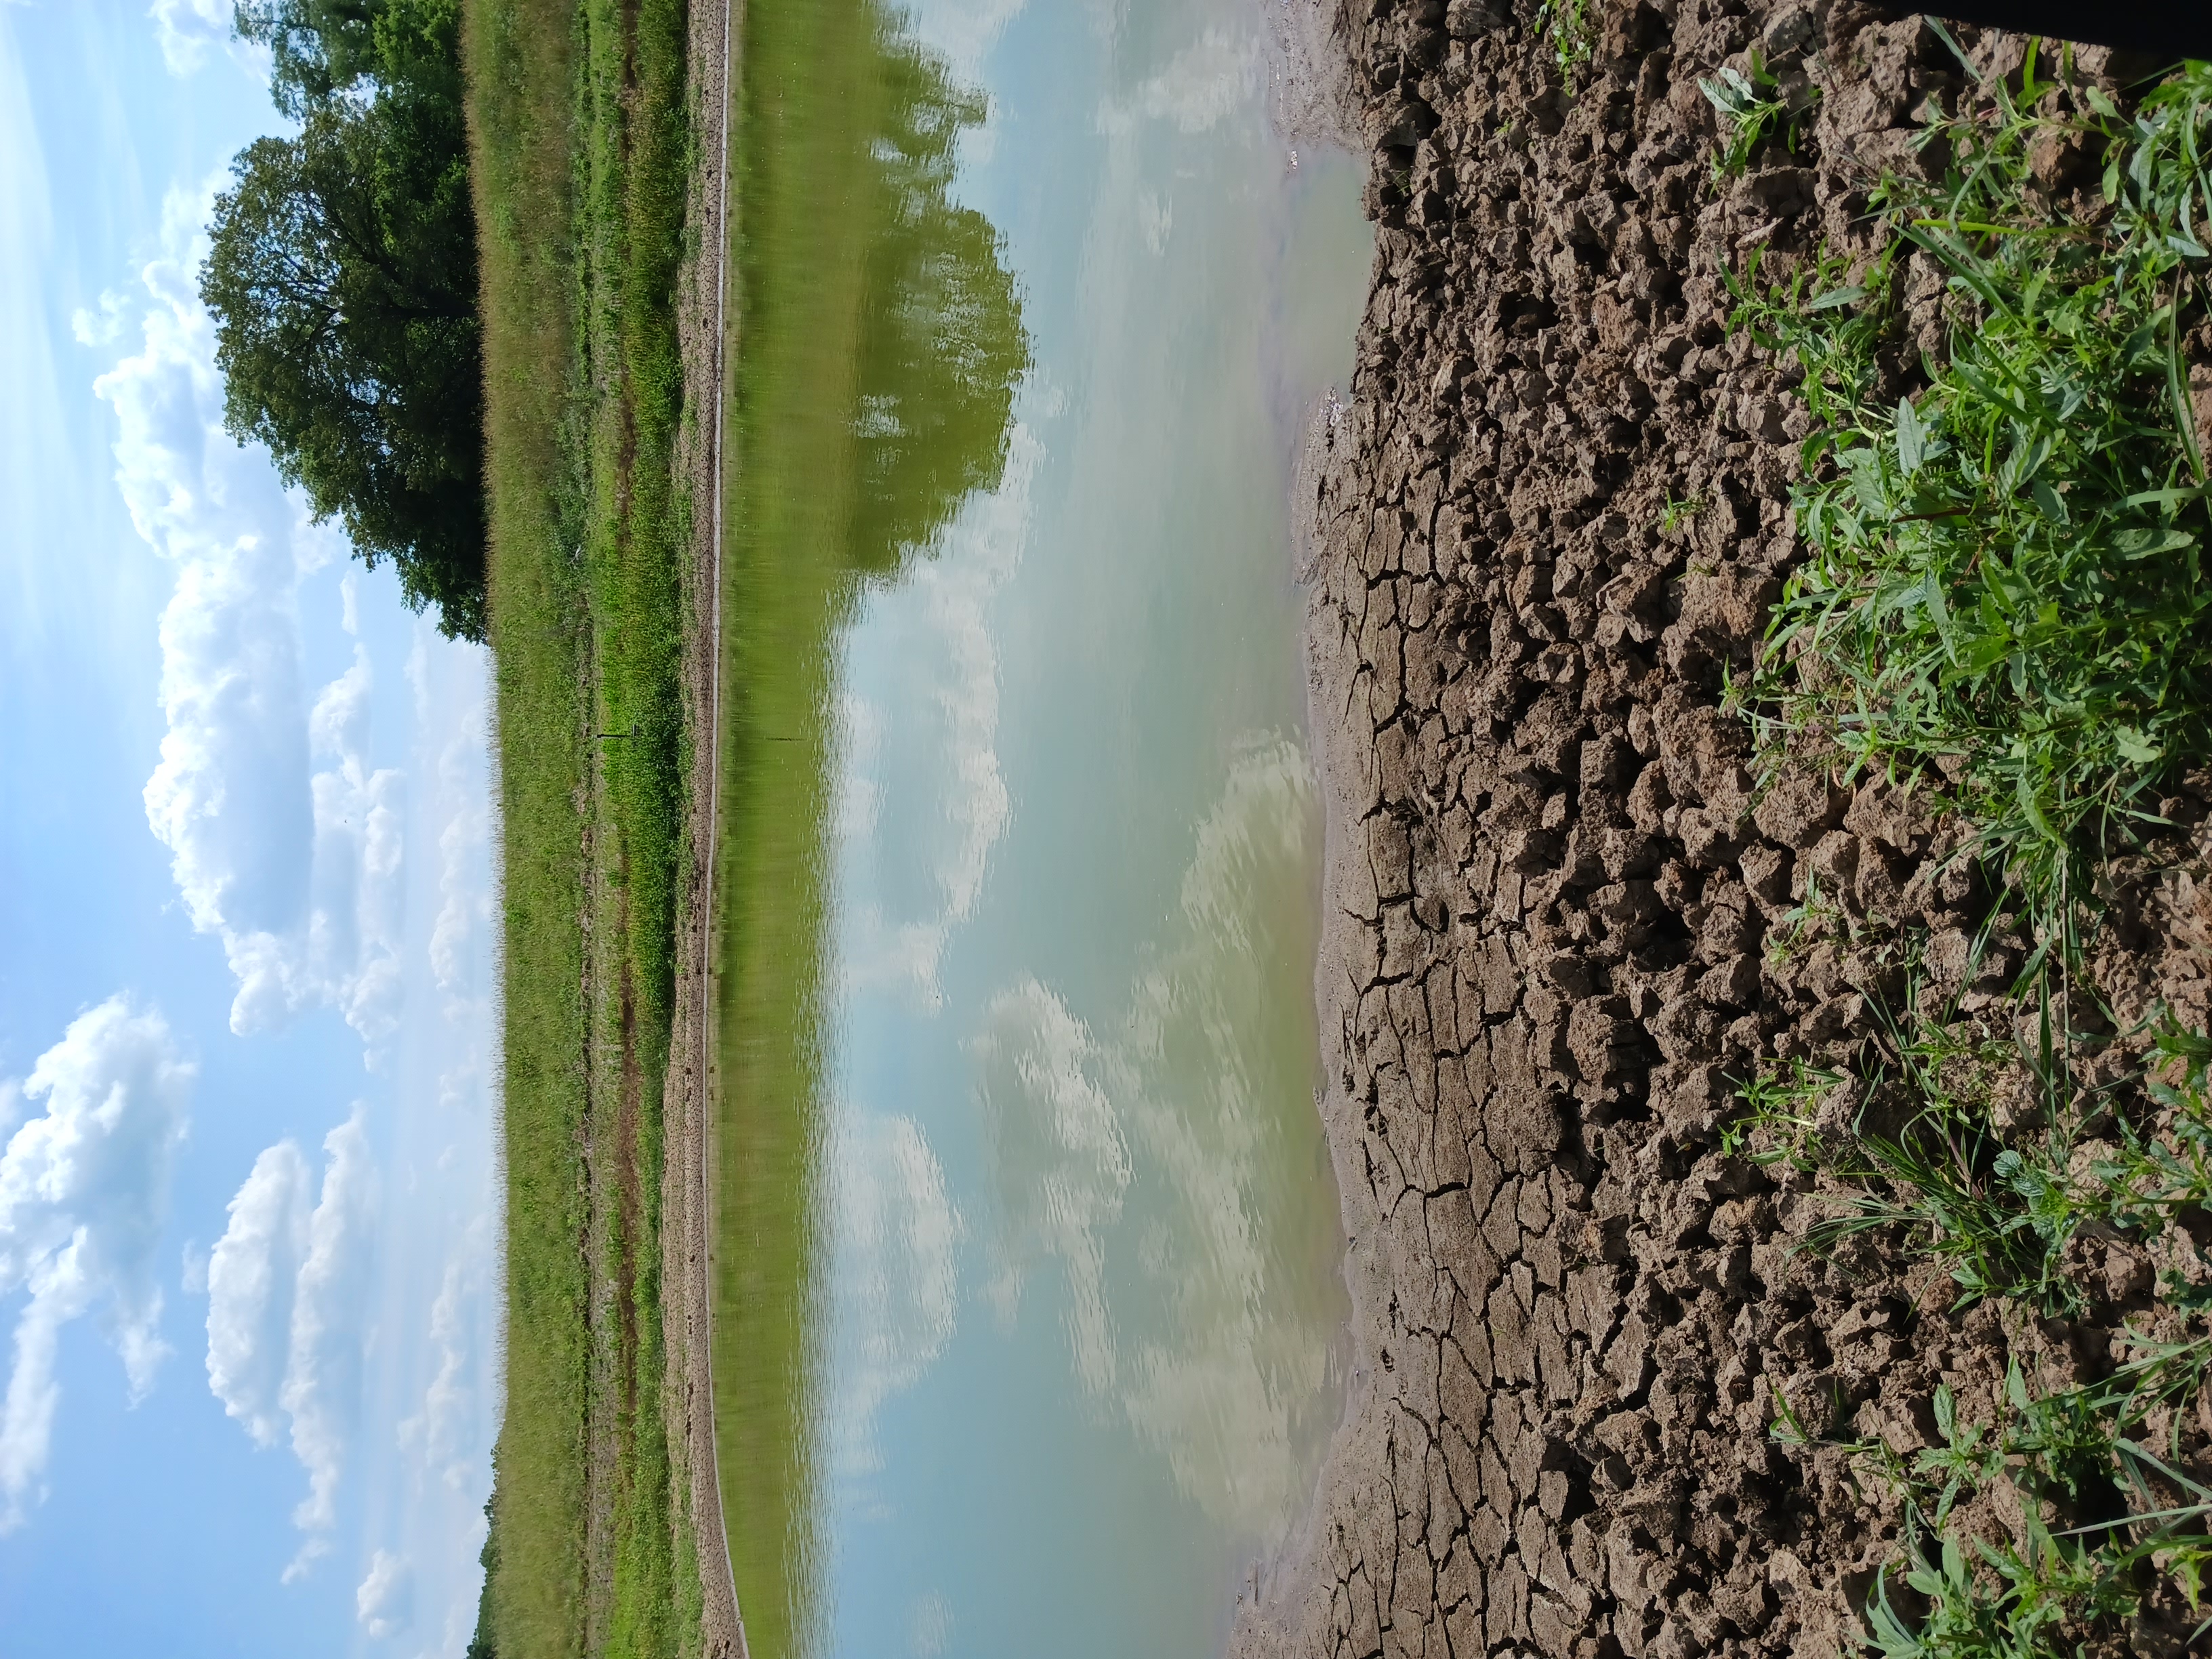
234;0;385;115
204;0;487;641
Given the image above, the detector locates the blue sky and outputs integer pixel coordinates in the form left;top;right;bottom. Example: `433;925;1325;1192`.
0;5;498;1656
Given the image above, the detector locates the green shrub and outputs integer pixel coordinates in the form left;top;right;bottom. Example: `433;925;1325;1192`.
1735;49;2212;918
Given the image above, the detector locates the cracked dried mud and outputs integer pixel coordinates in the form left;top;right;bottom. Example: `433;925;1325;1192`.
1235;5;2212;1657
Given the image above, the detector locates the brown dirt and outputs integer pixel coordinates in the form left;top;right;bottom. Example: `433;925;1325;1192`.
661;0;744;1653
1233;6;2212;1658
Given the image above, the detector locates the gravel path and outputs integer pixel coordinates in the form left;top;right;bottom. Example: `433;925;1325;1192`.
664;0;746;1650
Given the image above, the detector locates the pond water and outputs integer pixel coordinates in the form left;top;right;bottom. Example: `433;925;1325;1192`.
710;1;1372;1654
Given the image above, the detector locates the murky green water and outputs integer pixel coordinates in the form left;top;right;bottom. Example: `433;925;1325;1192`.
711;1;1372;1653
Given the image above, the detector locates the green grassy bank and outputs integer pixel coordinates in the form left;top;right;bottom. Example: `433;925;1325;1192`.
462;0;699;1652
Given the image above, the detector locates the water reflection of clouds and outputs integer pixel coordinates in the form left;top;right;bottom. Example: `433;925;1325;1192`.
1095;26;1263;138
975;979;1131;1389
973;737;1334;1535
832;1113;964;1489
905;0;1029;81
811;0;1368;1643
838;423;1040;1010
907;1588;955;1657
1135;190;1172;255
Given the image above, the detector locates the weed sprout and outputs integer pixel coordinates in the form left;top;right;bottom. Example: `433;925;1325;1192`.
1700;51;1801;180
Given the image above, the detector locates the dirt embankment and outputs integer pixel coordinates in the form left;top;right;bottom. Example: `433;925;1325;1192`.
1237;5;2212;1658
663;0;742;1654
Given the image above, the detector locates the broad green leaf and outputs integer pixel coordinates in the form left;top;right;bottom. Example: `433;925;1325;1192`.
2115;724;2164;764
2016;766;2059;845
1959;632;2010;675
1896;396;1927;474
2001;427;2054;493
1923;568;1951;636
2114;526;2196;559
1849;453;1890;517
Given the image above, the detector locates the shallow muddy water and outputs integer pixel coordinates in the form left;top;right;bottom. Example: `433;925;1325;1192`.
710;1;1372;1652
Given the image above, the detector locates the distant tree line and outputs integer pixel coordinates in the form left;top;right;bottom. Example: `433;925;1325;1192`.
465;1495;497;1659
203;0;487;642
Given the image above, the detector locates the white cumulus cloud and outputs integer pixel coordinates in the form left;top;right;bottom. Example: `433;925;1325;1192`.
205;1140;310;1446
0;998;193;1531
100;184;407;1053
355;1547;413;1639
395;1215;492;1495
148;0;232;75
203;1110;380;1577
382;632;501;1650
412;636;491;1006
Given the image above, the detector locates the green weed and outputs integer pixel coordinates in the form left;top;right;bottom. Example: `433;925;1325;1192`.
1860;1341;2212;1657
1721;1054;1837;1171
1761;865;1856;961
464;0;701;1652
1700;50;1811;180
462;0;592;1650
1715;76;2212;1610
1539;0;1592;83
1810;963;2075;1310
1734;965;2212;1650
1723;968;2212;1637
1733;50;2212;924
1658;491;1706;536
1774;956;2212;1317
1769;1372;1857;1446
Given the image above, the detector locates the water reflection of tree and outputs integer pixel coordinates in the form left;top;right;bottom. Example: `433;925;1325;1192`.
846;20;1029;577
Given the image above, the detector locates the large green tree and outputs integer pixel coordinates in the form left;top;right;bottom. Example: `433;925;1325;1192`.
203;0;486;640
